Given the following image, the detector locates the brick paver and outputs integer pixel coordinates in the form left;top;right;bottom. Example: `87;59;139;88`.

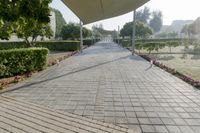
0;96;135;133
2;42;200;133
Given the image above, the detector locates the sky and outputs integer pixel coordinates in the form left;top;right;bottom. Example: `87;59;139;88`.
50;0;200;30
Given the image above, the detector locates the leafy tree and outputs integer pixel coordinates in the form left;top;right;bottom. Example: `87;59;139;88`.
92;24;116;38
181;18;200;49
0;0;52;46
137;22;153;38
181;25;188;34
61;23;79;40
155;31;178;38
16;18;53;46
120;21;153;38
0;0;51;23
136;7;151;24
135;43;143;53
167;41;179;53
92;25;102;39
99;23;104;30
0;22;13;40
150;11;163;32
155;32;168;38
61;23;91;40
52;8;67;38
120;22;132;38
167;32;178;38
83;27;92;38
181;24;193;37
0;1;20;22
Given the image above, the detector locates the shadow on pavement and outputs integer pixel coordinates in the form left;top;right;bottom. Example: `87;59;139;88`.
1;54;145;94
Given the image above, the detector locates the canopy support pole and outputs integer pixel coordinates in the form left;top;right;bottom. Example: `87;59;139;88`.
132;10;136;55
80;20;83;53
118;26;120;45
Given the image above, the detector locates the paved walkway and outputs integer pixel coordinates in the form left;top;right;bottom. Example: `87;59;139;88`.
2;42;200;133
0;96;133;133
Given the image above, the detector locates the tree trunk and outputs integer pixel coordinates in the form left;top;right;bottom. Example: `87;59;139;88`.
148;50;151;55
25;38;32;47
30;36;38;47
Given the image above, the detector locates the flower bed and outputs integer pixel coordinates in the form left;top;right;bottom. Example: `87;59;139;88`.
48;50;79;66
0;47;82;91
0;72;33;90
140;54;200;89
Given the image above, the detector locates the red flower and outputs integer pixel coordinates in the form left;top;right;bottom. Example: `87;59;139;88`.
15;76;21;80
14;75;21;82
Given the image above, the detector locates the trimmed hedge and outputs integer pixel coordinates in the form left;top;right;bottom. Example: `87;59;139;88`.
0;48;49;78
117;38;182;50
0;42;26;50
117;39;132;47
136;38;183;43
0;41;81;51
114;38;189;45
36;41;80;51
142;42;167;53
83;39;93;46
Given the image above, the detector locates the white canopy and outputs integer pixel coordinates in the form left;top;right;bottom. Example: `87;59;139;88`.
62;0;149;24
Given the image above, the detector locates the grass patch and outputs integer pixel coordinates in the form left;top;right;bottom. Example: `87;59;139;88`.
149;54;200;80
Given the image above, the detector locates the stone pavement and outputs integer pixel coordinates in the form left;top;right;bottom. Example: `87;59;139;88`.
0;96;134;133
2;42;200;133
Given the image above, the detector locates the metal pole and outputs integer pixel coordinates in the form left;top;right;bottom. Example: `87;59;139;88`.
92;31;95;44
132;10;136;55
80;20;83;53
118;26;120;45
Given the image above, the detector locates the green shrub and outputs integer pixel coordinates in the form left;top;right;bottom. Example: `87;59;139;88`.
0;48;49;78
36;41;80;51
114;39;123;44
136;38;184;43
121;39;132;47
166;41;180;53
0;41;81;51
135;43;143;53
0;41;28;50
166;41;180;47
142;42;167;54
83;39;93;46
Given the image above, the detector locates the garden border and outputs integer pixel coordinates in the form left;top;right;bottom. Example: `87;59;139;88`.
0;45;88;92
140;54;200;89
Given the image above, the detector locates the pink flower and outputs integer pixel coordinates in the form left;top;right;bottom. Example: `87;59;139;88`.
150;60;153;65
14;75;21;82
15;76;21;80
